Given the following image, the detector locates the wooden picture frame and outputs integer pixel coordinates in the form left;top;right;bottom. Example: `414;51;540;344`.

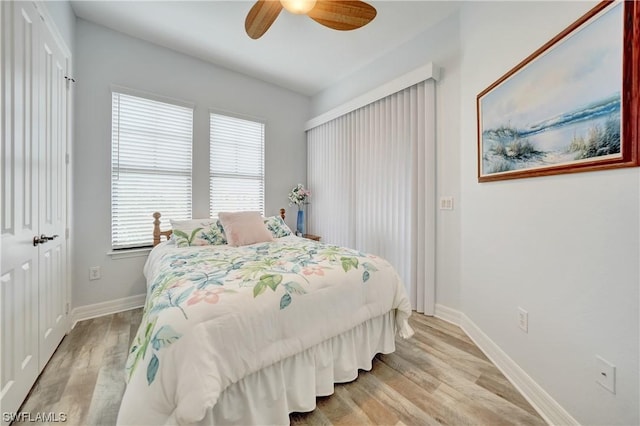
477;1;639;182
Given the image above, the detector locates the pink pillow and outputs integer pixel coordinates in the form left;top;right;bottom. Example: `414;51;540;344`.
218;211;274;247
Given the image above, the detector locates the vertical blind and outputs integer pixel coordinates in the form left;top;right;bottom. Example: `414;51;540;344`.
111;92;193;249
210;113;265;217
307;80;436;314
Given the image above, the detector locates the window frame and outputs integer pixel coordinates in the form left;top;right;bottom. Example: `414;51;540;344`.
208;109;266;218
110;86;195;250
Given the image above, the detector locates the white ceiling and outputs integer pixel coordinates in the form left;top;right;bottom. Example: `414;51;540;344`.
70;1;460;96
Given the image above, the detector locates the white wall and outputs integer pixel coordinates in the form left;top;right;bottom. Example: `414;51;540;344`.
42;0;75;55
73;19;310;308
309;11;462;311
312;1;639;423
459;2;639;425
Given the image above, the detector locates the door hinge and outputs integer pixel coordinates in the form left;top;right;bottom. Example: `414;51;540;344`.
65;153;70;165
64;76;76;90
65;302;70;315
65;228;70;239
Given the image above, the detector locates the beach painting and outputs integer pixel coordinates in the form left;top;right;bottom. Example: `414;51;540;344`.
478;2;625;181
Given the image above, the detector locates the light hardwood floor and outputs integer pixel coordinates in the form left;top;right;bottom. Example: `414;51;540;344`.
16;309;545;426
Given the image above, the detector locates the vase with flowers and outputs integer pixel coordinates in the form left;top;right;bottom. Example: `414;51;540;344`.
288;184;311;236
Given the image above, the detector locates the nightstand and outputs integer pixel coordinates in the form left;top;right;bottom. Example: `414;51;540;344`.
302;234;321;241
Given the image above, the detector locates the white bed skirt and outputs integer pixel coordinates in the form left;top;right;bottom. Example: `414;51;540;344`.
165;310;397;426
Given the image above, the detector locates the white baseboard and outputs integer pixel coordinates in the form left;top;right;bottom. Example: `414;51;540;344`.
434;305;578;426
70;294;146;328
434;303;462;325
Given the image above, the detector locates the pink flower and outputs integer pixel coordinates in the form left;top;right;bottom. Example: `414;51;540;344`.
168;278;190;289
187;288;224;306
302;266;324;276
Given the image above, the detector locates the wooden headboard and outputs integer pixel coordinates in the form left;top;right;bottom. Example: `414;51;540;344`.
152;208;287;246
152;212;173;246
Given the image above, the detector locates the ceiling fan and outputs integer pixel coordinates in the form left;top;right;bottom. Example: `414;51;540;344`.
245;0;377;40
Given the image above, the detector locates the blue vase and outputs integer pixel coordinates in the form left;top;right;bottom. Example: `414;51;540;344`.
296;209;305;236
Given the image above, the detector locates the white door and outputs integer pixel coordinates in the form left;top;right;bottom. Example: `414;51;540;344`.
37;8;68;369
1;0;42;416
1;1;69;418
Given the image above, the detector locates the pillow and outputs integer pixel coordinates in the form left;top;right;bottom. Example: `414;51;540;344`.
218;211;274;247
170;218;227;247
263;216;292;238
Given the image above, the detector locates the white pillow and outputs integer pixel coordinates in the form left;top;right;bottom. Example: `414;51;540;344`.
170;218;227;247
218;211;274;247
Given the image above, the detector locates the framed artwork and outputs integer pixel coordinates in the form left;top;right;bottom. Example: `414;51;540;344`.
477;1;639;182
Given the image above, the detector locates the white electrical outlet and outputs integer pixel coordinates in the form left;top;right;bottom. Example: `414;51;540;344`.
439;196;454;210
89;266;101;281
518;307;528;333
596;356;616;393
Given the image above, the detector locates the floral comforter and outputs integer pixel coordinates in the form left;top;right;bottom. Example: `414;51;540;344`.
117;236;413;425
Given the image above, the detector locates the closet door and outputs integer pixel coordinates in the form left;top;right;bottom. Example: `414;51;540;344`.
1;1;69;418
37;11;68;370
1;0;42;416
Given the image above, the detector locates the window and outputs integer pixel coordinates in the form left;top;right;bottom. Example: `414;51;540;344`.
111;91;193;249
210;113;265;217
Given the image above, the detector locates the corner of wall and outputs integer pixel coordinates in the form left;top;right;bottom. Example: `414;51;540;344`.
434;304;579;426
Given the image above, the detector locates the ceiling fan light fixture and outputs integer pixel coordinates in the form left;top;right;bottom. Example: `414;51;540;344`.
280;0;317;15
246;0;376;39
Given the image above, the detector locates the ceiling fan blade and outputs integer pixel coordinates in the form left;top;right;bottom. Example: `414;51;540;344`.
245;0;283;39
308;0;376;31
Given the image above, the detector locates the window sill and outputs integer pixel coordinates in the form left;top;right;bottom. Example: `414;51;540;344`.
107;247;152;260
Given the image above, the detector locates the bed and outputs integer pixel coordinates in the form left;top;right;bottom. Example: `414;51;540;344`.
117;210;413;425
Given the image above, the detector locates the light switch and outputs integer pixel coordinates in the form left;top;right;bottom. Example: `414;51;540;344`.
440;196;454;210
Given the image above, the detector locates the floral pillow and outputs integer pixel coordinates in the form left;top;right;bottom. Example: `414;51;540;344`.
170;218;227;247
263;216;292;238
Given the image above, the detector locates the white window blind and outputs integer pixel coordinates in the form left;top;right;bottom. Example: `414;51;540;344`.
111;92;193;249
210;113;264;217
307;80;436;314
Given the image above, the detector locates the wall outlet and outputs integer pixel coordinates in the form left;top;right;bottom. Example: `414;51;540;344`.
596;356;616;393
440;196;454;210
89;266;101;281
518;307;528;333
